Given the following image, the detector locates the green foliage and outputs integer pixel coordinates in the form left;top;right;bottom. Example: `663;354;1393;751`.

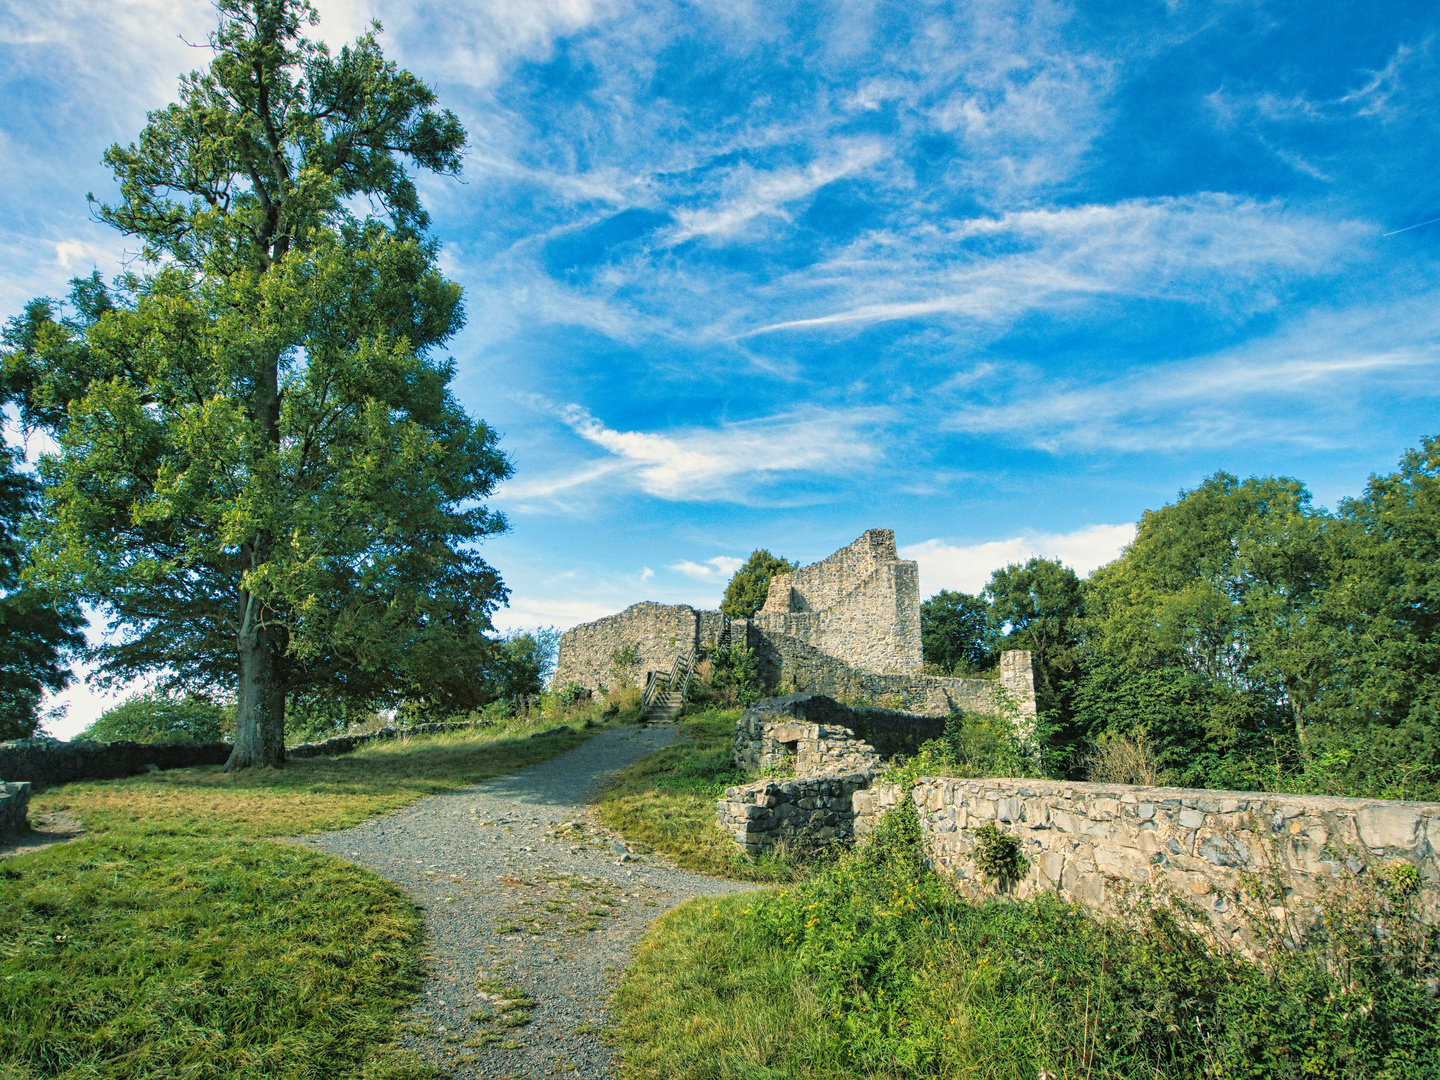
985;557;1084;744
1319;437;1440;777
920;588;998;674
616;811;1440;1080
970;822;1024;885
720;549;797;620
78;690;230;744
2;0;503;768
0;444;84;740
697;642;762;708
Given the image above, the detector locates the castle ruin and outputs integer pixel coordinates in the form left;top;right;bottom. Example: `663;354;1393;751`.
552;529;1035;718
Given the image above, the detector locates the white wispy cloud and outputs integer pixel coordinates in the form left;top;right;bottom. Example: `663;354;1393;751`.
496;399;889;506
901;524;1136;596
745;195;1366;336
667;141;885;243
942;297;1440;453
670;555;744;580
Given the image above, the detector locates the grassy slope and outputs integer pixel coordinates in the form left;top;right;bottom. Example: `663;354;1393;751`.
1;719;598;1080
595;708;801;884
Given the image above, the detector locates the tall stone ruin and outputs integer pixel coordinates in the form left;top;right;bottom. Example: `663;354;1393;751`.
552;528;1035;718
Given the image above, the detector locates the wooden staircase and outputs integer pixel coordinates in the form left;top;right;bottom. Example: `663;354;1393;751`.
640;647;696;722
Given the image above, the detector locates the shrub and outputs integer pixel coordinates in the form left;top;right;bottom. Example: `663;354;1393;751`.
78;691;230;744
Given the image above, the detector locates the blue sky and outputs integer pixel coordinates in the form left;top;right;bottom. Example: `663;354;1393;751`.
4;0;1439;734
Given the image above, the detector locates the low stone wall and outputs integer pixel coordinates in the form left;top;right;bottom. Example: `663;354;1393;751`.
1;781;31;837
0;721;493;789
731;693;933;776
855;778;1440;949
717;774;873;855
0;738;233;789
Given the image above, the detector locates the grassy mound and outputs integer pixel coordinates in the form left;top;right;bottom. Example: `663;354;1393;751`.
1;717;600;1080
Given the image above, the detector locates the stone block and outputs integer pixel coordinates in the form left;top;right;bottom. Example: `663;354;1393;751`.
1178;809;1206;830
1357;807;1420;850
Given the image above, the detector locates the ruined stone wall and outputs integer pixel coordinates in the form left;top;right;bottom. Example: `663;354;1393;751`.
1;781;30;837
731;695;885;778
552;602;702;691
854;778;1440;949
716;774;872;855
754;529;922;673
0;721;494;791
750;630;1033;717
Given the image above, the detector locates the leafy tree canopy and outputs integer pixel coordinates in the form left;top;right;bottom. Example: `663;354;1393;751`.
78;691;230;745
920;589;998;675
721;549;798;619
984;557;1084;716
0;443;85;740
2;0;507;768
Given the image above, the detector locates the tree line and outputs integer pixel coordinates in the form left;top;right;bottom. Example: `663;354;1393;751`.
920;450;1440;800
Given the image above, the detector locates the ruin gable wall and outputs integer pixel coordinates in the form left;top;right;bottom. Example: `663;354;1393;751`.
754;529;922;673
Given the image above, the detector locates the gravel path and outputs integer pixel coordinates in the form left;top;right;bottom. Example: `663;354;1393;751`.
300;722;755;1080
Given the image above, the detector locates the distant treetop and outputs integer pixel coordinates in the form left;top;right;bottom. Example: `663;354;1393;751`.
721;549;798;619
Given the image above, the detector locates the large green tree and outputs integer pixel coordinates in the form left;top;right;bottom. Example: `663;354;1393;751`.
721;549;798;619
2;0;509;768
985;557;1085;717
1319;439;1440;771
1083;473;1332;749
0;443;85;740
919;589;997;674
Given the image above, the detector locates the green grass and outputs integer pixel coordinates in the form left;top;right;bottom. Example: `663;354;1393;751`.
1;715;607;1080
595;708;801;883
614;796;1440;1080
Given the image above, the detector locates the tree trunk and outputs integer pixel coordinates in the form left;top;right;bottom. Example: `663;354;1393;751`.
226;608;286;770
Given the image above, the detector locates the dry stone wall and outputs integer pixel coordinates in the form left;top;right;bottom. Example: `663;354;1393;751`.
854;778;1440;949
0;781;30;837
717;775;872;856
0;721;493;790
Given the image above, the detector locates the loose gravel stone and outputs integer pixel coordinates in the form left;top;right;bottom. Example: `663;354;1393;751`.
300;722;755;1079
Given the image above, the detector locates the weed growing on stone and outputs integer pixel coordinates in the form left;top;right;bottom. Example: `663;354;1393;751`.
614;794;1440;1080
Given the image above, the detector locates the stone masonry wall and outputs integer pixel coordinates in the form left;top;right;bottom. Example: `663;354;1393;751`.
1;781;31;837
854;778;1440;949
0;721;493;790
553;602;702;692
731;695;885;779
751;630;1036;717
754;529;922;673
717;774;872;856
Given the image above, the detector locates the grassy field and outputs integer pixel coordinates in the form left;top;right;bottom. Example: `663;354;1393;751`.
1;717;599;1080
611;743;1440;1080
595;707;805;884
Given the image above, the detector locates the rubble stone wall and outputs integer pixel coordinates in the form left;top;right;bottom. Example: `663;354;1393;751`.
754;529;921;673
0;781;31;837
750;631;1034;717
854;778;1440;949
553;602;702;691
716;774;873;855
0;721;493;790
